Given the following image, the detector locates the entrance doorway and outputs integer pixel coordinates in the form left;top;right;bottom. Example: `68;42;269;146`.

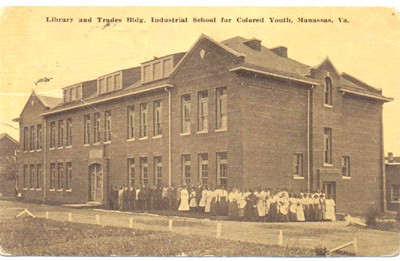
323;181;336;201
89;164;103;202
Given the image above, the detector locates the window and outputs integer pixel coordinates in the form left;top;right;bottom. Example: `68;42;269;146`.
217;152;228;186
50;122;56;148
58;120;64;148
182;154;191;186
198;91;208;132
114;74;122;90
163;59;173;78
23;165;28;189
29;164;35;189
36;164;42;189
199;153;209;185
127;106;135;139
140;103;148;138
342;156;351;177
154;100;162;136
23;127;28;151
217;87;228;130
104;110;112;142
99;78;106;94
293;154;303;176
64;89;69;103
70;88;76;101
140;157;148;185
57;163;64;190
50;163;56;190
154;156;162;186
94;113;101;143
323;128;332;165
37;124;42;150
106;76;113;92
153;62;162;80
181;95;191;134
84;115;90;145
30;126;35;151
128;158;135;187
391;185;400;202
324;78;332;106
66;162;72;190
66;119;72;146
143;65;151;82
76;85;82;100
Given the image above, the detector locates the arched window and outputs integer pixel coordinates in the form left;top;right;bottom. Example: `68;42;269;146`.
324;78;332;106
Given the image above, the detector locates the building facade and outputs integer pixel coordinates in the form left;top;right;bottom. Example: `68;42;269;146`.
15;34;392;214
385;152;400;211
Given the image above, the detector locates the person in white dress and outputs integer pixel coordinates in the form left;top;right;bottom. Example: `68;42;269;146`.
204;186;213;213
189;186;197;211
255;188;266;221
199;185;208;212
296;194;305;222
289;194;298;222
324;195;336;221
178;185;190;211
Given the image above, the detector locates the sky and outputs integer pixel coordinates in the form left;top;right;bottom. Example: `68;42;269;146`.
0;6;399;155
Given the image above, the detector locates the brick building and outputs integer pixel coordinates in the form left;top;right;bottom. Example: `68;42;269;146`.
15;34;392;214
0;133;18;197
385;152;400;211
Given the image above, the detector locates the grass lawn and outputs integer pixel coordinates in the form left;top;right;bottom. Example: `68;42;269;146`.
0;217;316;256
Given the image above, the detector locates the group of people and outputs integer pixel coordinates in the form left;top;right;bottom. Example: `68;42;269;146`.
107;184;336;222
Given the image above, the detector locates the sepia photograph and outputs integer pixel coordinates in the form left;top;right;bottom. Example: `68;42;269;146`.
0;5;399;257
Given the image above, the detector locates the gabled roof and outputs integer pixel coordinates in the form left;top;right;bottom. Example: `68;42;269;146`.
0;133;18;144
36;94;63;109
222;36;312;77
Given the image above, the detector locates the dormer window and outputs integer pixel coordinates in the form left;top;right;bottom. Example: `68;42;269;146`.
142;55;175;83
63;84;83;103
98;72;122;95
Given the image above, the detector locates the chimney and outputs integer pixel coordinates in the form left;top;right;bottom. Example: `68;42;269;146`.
244;38;261;51
271;46;288;58
388;152;394;163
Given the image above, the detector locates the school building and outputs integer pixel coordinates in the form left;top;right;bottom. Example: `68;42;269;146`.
14;34;393;215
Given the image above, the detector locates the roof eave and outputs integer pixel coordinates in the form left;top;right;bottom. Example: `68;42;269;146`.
229;66;319;86
40;83;174;117
339;88;393;102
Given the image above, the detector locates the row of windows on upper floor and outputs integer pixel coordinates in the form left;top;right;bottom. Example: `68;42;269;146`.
26;87;227;150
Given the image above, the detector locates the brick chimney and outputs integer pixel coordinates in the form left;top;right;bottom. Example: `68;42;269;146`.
244;38;261;51
388;152;394;163
271;46;288;58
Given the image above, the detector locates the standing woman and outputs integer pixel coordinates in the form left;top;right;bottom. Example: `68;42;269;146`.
228;187;239;220
238;189;247;220
296;194;305;222
189;185;198;211
324;194;336;221
178;185;190;212
205;186;213;214
288;194;297;222
255;187;266;222
210;186;218;216
199;185;208;212
244;189;258;221
313;194;321;221
219;186;229;216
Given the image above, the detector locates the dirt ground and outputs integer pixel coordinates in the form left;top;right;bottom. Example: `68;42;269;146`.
0;200;399;256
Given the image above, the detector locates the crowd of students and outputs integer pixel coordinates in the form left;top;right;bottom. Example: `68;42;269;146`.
107;184;336;222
